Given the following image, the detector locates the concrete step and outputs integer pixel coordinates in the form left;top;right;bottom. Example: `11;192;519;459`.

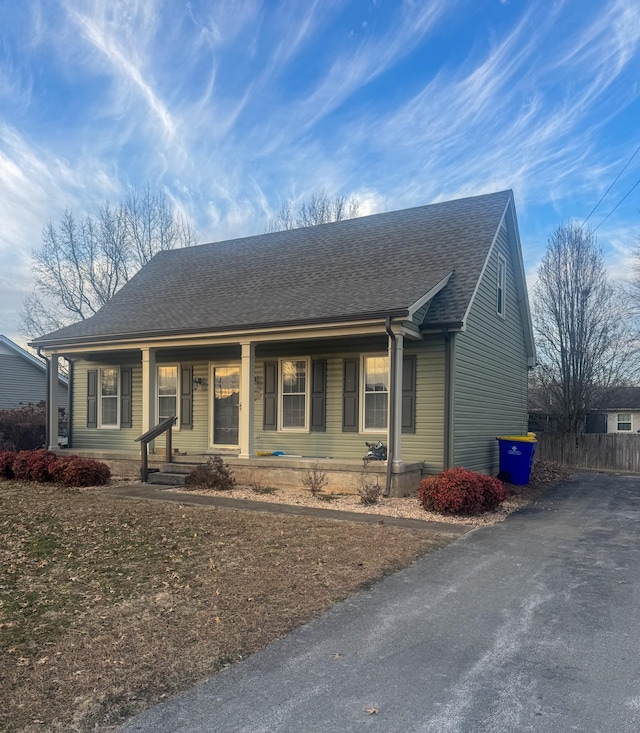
159;462;201;475
148;472;188;486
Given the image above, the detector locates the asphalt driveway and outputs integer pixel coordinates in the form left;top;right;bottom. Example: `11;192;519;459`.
122;472;640;732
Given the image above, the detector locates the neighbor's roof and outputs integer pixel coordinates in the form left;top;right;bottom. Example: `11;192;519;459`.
31;190;513;347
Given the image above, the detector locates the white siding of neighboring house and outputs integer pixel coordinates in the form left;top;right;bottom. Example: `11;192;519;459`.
605;411;640;434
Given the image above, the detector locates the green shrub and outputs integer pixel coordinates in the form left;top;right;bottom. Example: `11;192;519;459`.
49;456;111;487
418;468;506;516
185;455;235;491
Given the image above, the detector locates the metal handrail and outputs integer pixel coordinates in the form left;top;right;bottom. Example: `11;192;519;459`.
135;416;177;482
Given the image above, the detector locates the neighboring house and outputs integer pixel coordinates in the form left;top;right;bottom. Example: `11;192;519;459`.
0;335;68;411
528;386;640;434
30;191;535;494
588;387;640;434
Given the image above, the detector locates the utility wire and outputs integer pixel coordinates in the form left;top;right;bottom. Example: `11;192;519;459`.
592;173;640;233
580;142;640;230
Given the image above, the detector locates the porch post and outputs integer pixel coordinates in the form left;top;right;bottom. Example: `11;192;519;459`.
141;348;156;448
239;341;255;459
390;333;404;467
48;354;59;450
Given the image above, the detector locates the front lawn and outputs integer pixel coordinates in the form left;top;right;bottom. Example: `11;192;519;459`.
0;481;450;732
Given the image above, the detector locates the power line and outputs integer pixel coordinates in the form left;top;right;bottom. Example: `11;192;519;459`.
580;142;640;230
592;173;640;233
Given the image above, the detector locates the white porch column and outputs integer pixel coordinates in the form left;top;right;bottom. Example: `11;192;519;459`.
141;347;157;438
48;354;59;450
239;341;256;459
389;333;404;467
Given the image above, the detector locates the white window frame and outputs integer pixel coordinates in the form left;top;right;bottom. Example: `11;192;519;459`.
98;366;120;429
497;253;506;318
361;354;389;432
157;364;180;429
617;413;632;431
279;357;310;432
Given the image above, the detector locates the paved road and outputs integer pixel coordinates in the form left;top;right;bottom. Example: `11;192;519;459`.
122;472;640;732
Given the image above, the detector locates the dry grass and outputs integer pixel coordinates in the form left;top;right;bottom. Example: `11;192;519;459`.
0;481;450;733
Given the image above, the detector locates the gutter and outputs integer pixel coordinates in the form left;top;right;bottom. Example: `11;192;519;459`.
384;317;396;497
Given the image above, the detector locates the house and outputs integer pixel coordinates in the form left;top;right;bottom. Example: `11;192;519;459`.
0;334;68;411
587;387;640;434
528;386;640;434
29;190;535;495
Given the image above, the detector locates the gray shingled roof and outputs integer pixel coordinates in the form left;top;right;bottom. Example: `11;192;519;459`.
32;190;512;346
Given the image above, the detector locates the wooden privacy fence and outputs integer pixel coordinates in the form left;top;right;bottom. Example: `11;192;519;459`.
536;433;640;473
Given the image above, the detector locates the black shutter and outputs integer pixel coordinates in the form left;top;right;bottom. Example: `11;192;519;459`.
342;358;359;432
87;369;97;429
263;361;278;431
402;354;416;434
311;359;327;432
180;366;193;429
121;367;132;428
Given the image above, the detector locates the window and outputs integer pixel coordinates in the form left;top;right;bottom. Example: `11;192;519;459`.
497;254;506;317
617;413;632;431
363;355;389;430
99;367;119;427
280;359;308;429
158;365;178;421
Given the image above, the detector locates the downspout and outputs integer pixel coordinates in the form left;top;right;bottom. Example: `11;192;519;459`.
384;317;396;497
443;329;455;469
37;348;50;450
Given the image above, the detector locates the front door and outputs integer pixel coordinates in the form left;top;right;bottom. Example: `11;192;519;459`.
211;364;240;447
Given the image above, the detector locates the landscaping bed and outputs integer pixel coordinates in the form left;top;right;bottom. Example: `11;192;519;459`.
0;481;449;733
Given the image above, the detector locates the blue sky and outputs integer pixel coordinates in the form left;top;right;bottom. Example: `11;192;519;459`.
1;0;639;345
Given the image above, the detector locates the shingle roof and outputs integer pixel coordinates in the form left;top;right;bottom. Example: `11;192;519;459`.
31;190;512;346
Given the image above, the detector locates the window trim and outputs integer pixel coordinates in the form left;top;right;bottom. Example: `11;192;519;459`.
278;357;310;432
157;364;180;429
98;366;120;429
617;413;632;431
361;353;390;433
497;253;506;318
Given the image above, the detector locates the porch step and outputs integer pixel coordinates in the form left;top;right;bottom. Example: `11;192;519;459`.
147;462;202;487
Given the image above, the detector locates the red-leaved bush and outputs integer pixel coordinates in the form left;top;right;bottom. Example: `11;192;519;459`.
0;450;15;479
12;449;58;482
418;468;506;515
49;456;111;487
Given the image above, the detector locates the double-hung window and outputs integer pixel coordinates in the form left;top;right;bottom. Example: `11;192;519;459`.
617;413;632;431
99;367;119;427
497;254;506;318
158;366;178;422
363;355;389;430
281;359;308;430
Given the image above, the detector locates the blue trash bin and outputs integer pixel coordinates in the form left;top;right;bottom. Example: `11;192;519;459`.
496;434;537;485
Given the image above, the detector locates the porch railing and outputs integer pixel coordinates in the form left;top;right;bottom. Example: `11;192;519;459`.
135;416;177;482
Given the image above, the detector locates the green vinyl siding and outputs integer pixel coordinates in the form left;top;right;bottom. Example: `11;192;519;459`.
72;359;142;450
453;223;529;473
69;337;446;466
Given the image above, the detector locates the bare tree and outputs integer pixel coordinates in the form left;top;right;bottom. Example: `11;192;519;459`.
532;222;637;433
267;190;361;232
21;187;196;338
